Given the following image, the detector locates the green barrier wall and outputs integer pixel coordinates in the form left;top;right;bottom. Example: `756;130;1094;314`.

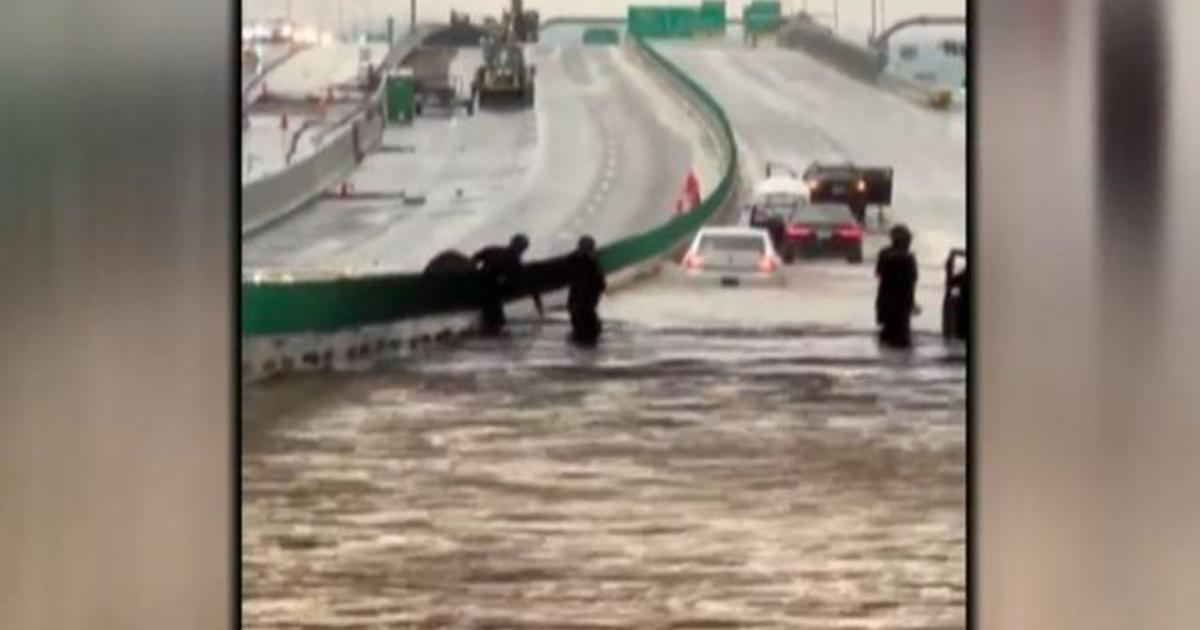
242;33;738;338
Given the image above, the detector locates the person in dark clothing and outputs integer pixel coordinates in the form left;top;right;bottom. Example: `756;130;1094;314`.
566;236;607;346
950;268;968;342
850;201;868;226
472;233;544;335
422;249;474;276
875;224;919;348
765;213;788;261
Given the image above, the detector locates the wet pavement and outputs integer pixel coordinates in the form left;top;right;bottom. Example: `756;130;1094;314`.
243;297;966;629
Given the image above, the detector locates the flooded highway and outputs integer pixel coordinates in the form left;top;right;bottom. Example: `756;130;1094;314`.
241;19;966;630
243;280;966;629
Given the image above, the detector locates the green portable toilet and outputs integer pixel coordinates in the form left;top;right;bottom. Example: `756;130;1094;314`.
385;70;415;123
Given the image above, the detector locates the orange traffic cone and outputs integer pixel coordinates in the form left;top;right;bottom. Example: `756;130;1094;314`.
684;170;702;207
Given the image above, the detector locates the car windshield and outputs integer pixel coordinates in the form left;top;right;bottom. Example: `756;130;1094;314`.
789;203;855;224
698;233;765;254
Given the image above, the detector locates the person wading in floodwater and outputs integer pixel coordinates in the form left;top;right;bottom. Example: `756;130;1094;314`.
875;224;920;349
472;233;544;336
565;235;607;346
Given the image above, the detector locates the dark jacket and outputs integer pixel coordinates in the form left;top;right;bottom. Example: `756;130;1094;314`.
472;245;543;313
566;250;607;313
876;246;918;324
951;270;969;341
473;245;521;284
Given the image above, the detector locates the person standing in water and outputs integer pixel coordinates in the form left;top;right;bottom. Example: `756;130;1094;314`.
875;224;919;348
566;236;607;346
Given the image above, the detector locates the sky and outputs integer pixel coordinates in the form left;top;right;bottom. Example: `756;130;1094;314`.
244;0;966;45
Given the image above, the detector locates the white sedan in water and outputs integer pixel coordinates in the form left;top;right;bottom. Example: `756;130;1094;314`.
680;226;785;288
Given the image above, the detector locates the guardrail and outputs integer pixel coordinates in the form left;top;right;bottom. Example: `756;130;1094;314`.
241;28;434;236
242;32;739;342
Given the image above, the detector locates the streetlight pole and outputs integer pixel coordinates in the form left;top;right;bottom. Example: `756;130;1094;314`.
871;0;877;42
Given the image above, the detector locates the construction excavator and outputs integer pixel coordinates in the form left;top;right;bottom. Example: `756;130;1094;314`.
475;0;538;107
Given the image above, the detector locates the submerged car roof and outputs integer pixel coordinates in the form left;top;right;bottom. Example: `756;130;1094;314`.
696;226;770;237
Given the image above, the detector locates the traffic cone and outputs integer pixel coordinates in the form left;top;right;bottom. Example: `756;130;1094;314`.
685;170;702;207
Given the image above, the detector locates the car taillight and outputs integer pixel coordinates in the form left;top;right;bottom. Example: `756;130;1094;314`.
685;254;704;269
787;225;813;238
835;224;862;239
757;256;777;273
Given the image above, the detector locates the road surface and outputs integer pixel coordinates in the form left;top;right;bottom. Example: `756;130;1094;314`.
243;43;696;272
242;43;373;184
659;38;966;265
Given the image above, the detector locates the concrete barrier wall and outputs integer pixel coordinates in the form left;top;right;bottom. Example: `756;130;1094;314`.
777;17;882;82
242;100;387;235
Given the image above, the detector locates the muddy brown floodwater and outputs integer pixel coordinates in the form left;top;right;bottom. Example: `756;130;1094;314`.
243;310;965;630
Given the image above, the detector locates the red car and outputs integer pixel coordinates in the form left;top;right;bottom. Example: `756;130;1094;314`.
778;202;864;264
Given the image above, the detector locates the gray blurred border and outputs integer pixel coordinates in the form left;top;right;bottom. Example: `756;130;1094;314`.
0;1;234;628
